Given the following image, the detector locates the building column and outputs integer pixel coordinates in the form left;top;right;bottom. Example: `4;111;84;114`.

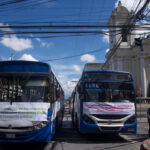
132;57;136;82
117;58;122;71
140;56;147;97
111;61;114;70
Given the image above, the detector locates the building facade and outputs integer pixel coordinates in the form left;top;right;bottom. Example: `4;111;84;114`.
103;2;150;97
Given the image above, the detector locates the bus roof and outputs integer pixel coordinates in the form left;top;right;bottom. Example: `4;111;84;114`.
83;63;131;74
83;70;131;74
0;60;50;73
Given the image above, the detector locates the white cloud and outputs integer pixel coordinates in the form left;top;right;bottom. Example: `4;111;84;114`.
102;29;109;43
53;64;69;70
41;42;46;47
103;34;109;43
57;72;79;97
72;65;81;73
106;49;110;53
115;0;146;12
35;38;53;48
1;35;33;51
35;38;41;42
19;54;38;61
0;23;33;51
80;54;96;63
51;64;82;97
53;64;82;73
0;23;13;32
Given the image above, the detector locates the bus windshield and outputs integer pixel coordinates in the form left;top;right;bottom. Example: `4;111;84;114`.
0;74;50;103
84;82;135;103
83;71;132;81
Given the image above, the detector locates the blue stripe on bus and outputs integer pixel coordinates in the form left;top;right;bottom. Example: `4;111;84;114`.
0;108;54;142
80;118;137;134
83;70;131;74
0;122;52;142
0;61;50;73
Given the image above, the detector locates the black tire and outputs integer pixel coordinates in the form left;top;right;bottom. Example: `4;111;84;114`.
75;114;79;131
60;113;63;127
55;115;59;132
74;114;78;129
71;111;74;126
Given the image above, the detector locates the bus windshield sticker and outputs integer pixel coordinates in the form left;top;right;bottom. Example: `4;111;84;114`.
83;102;135;115
0;102;50;121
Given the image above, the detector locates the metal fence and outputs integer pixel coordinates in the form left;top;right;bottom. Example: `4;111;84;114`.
136;97;150;118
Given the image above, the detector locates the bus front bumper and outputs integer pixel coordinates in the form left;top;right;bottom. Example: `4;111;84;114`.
0;123;52;142
80;119;137;134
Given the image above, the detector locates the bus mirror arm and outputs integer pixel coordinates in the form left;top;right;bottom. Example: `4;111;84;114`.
77;86;84;93
56;92;60;99
79;94;85;100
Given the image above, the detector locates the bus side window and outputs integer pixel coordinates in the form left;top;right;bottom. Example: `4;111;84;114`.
50;73;54;103
56;85;60;99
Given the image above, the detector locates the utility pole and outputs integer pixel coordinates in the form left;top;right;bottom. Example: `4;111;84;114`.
135;38;146;97
102;0;150;69
11;53;14;61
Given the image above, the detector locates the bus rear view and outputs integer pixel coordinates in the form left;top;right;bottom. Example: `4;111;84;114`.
72;64;137;134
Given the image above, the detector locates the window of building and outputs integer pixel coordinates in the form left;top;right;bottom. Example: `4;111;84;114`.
121;27;127;42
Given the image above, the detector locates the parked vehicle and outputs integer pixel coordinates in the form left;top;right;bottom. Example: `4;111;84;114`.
71;63;137;134
0;61;64;142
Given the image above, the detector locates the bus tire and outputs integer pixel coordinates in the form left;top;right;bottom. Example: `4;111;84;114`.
55;115;59;132
75;114;77;128
71;112;74;126
75;114;79;130
59;112;63;128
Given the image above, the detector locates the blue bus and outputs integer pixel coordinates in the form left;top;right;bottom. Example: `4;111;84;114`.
71;66;137;134
0;61;64;142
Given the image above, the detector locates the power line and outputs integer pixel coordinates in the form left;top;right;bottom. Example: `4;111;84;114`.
42;47;105;62
102;0;149;69
0;0;27;7
0;24;149;30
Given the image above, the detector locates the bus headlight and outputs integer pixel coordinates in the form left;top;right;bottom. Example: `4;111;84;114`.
32;121;48;130
125;115;136;124
81;114;95;124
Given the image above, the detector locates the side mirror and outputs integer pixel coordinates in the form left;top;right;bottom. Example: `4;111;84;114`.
77;86;84;93
77;86;81;93
79;93;84;100
56;91;60;99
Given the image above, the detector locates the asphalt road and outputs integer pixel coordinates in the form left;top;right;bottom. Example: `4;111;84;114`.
0;108;149;150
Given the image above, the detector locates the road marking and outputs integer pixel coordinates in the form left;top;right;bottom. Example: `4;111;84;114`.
53;137;87;141
120;134;139;143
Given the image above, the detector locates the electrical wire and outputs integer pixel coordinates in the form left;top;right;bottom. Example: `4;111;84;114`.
42;47;105;62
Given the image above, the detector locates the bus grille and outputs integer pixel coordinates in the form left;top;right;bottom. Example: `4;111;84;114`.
0;132;34;140
92;114;128;120
0;126;32;130
100;127;120;131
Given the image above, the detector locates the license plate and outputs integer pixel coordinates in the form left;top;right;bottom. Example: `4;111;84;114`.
5;134;16;139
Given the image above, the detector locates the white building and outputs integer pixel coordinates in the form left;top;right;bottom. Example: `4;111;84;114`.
103;2;150;97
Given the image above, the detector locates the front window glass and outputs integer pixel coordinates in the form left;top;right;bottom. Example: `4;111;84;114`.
84;82;135;103
83;72;132;81
0;74;50;102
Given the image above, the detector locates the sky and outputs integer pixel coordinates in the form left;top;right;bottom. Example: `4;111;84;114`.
0;0;148;98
